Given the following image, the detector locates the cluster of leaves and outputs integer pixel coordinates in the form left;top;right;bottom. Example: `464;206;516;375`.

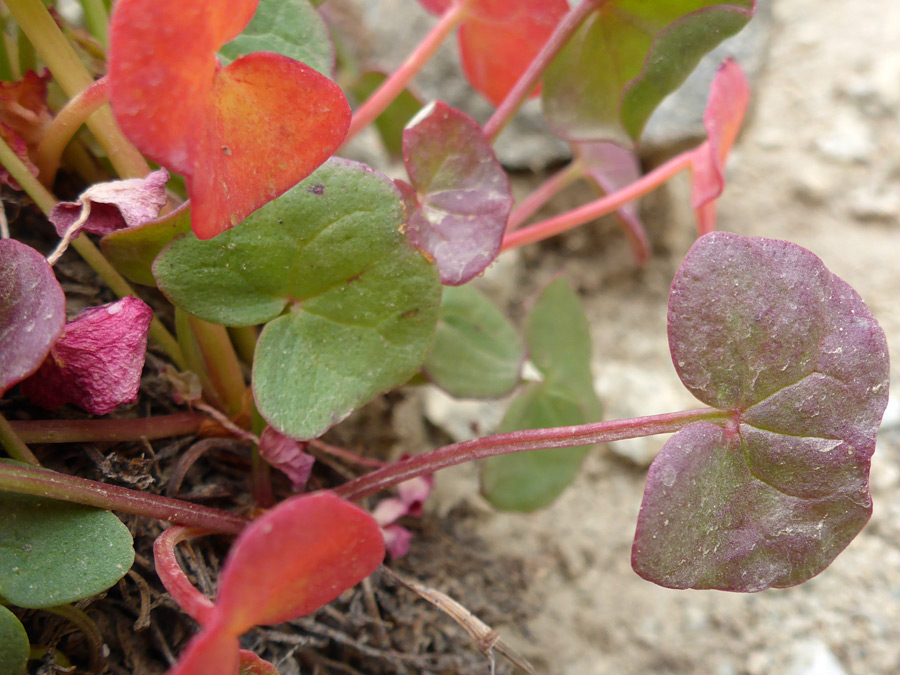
0;0;891;673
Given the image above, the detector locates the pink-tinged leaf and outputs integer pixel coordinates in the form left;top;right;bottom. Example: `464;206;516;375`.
238;651;279;675
0;239;66;396
401;101;512;285
153;527;217;626
573;141;650;265
0;70;52;188
457;0;568;106
50;169;170;238
20;297;153;414
381;524;414;559
258;427;315;491
689;59;750;234
167;626;240;675
213;491;384;634
109;0;350;239
632;233;890;591
372;473;433;559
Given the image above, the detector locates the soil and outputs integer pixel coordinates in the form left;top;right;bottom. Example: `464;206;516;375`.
8;0;900;674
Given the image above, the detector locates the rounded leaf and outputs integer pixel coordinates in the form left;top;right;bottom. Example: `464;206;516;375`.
0;239;65;395
0;492;134;608
0;606;28;675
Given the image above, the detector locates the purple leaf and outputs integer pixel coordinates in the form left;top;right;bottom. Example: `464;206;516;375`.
50;169;169;238
257;427;315;491
0;239;65;396
21;297;154;414
573;141;650;264
632;232;889;592
401;101;512;285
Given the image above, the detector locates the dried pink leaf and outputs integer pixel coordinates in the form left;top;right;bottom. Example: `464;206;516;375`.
21;296;153;414
50;169;170;239
372;473;434;558
257;427;315;491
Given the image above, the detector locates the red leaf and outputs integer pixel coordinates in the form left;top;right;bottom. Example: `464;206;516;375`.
213;491;384;633
167;627;240;675
457;0;568;106
108;0;350;239
416;0;453;15
0;239;66;395
21;297;153;414
690;59;750;234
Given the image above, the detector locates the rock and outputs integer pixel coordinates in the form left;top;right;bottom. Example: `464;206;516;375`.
814;111;876;164
422;386;509;442
785;639;849;675
847;183;900;223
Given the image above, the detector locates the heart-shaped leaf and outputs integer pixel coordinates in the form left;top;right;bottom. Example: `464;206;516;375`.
574;141;650;264
400;102;512;285
0;606;28;675
632;232;890;591
542;0;755;143
0;489;134;608
423;285;524;398
0;239;66;396
109;0;350;239
481;278;601;511
219;0;335;77
421;0;568;106
100;202;193;287
153;159;441;439
689;59;750;234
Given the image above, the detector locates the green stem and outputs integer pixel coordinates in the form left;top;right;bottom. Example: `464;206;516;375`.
4;0;149;178
227;325;258;366
36;75;109;184
0;462;249;534
483;0;605;143
9;412;206;444
0;413;40;466
335;407;729;501
42;604;104;673
187;317;247;419
0;26;14;80
0;134;186;370
343;0;473;146
506;159;584;233
501;151;693;252
78;0;110;51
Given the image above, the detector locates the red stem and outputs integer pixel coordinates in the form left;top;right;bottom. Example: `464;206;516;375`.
9;412;206;444
506;159;584;233
153;526;218;625
483;0;606;143
343;0;472;146
0;462;249;534
501;152;693;252
335;407;727;501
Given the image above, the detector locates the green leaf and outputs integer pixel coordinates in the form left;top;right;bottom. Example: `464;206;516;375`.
423;285;524;398
219;0;335;77
481;383;592;511
542;0;754;143
0;606;28;675
480;279;601;511
154;159;441;439
100;203;192;287
0;491;134;608
351;71;422;158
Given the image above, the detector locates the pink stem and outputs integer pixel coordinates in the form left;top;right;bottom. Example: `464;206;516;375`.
153;526;218;625
483;0;606;143
342;0;472;146
9;411;206;444
501;152;693;252
506;159;583;233
0;462;249;534
335;407;728;502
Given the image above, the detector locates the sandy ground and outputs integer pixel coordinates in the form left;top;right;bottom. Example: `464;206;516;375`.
408;1;900;673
